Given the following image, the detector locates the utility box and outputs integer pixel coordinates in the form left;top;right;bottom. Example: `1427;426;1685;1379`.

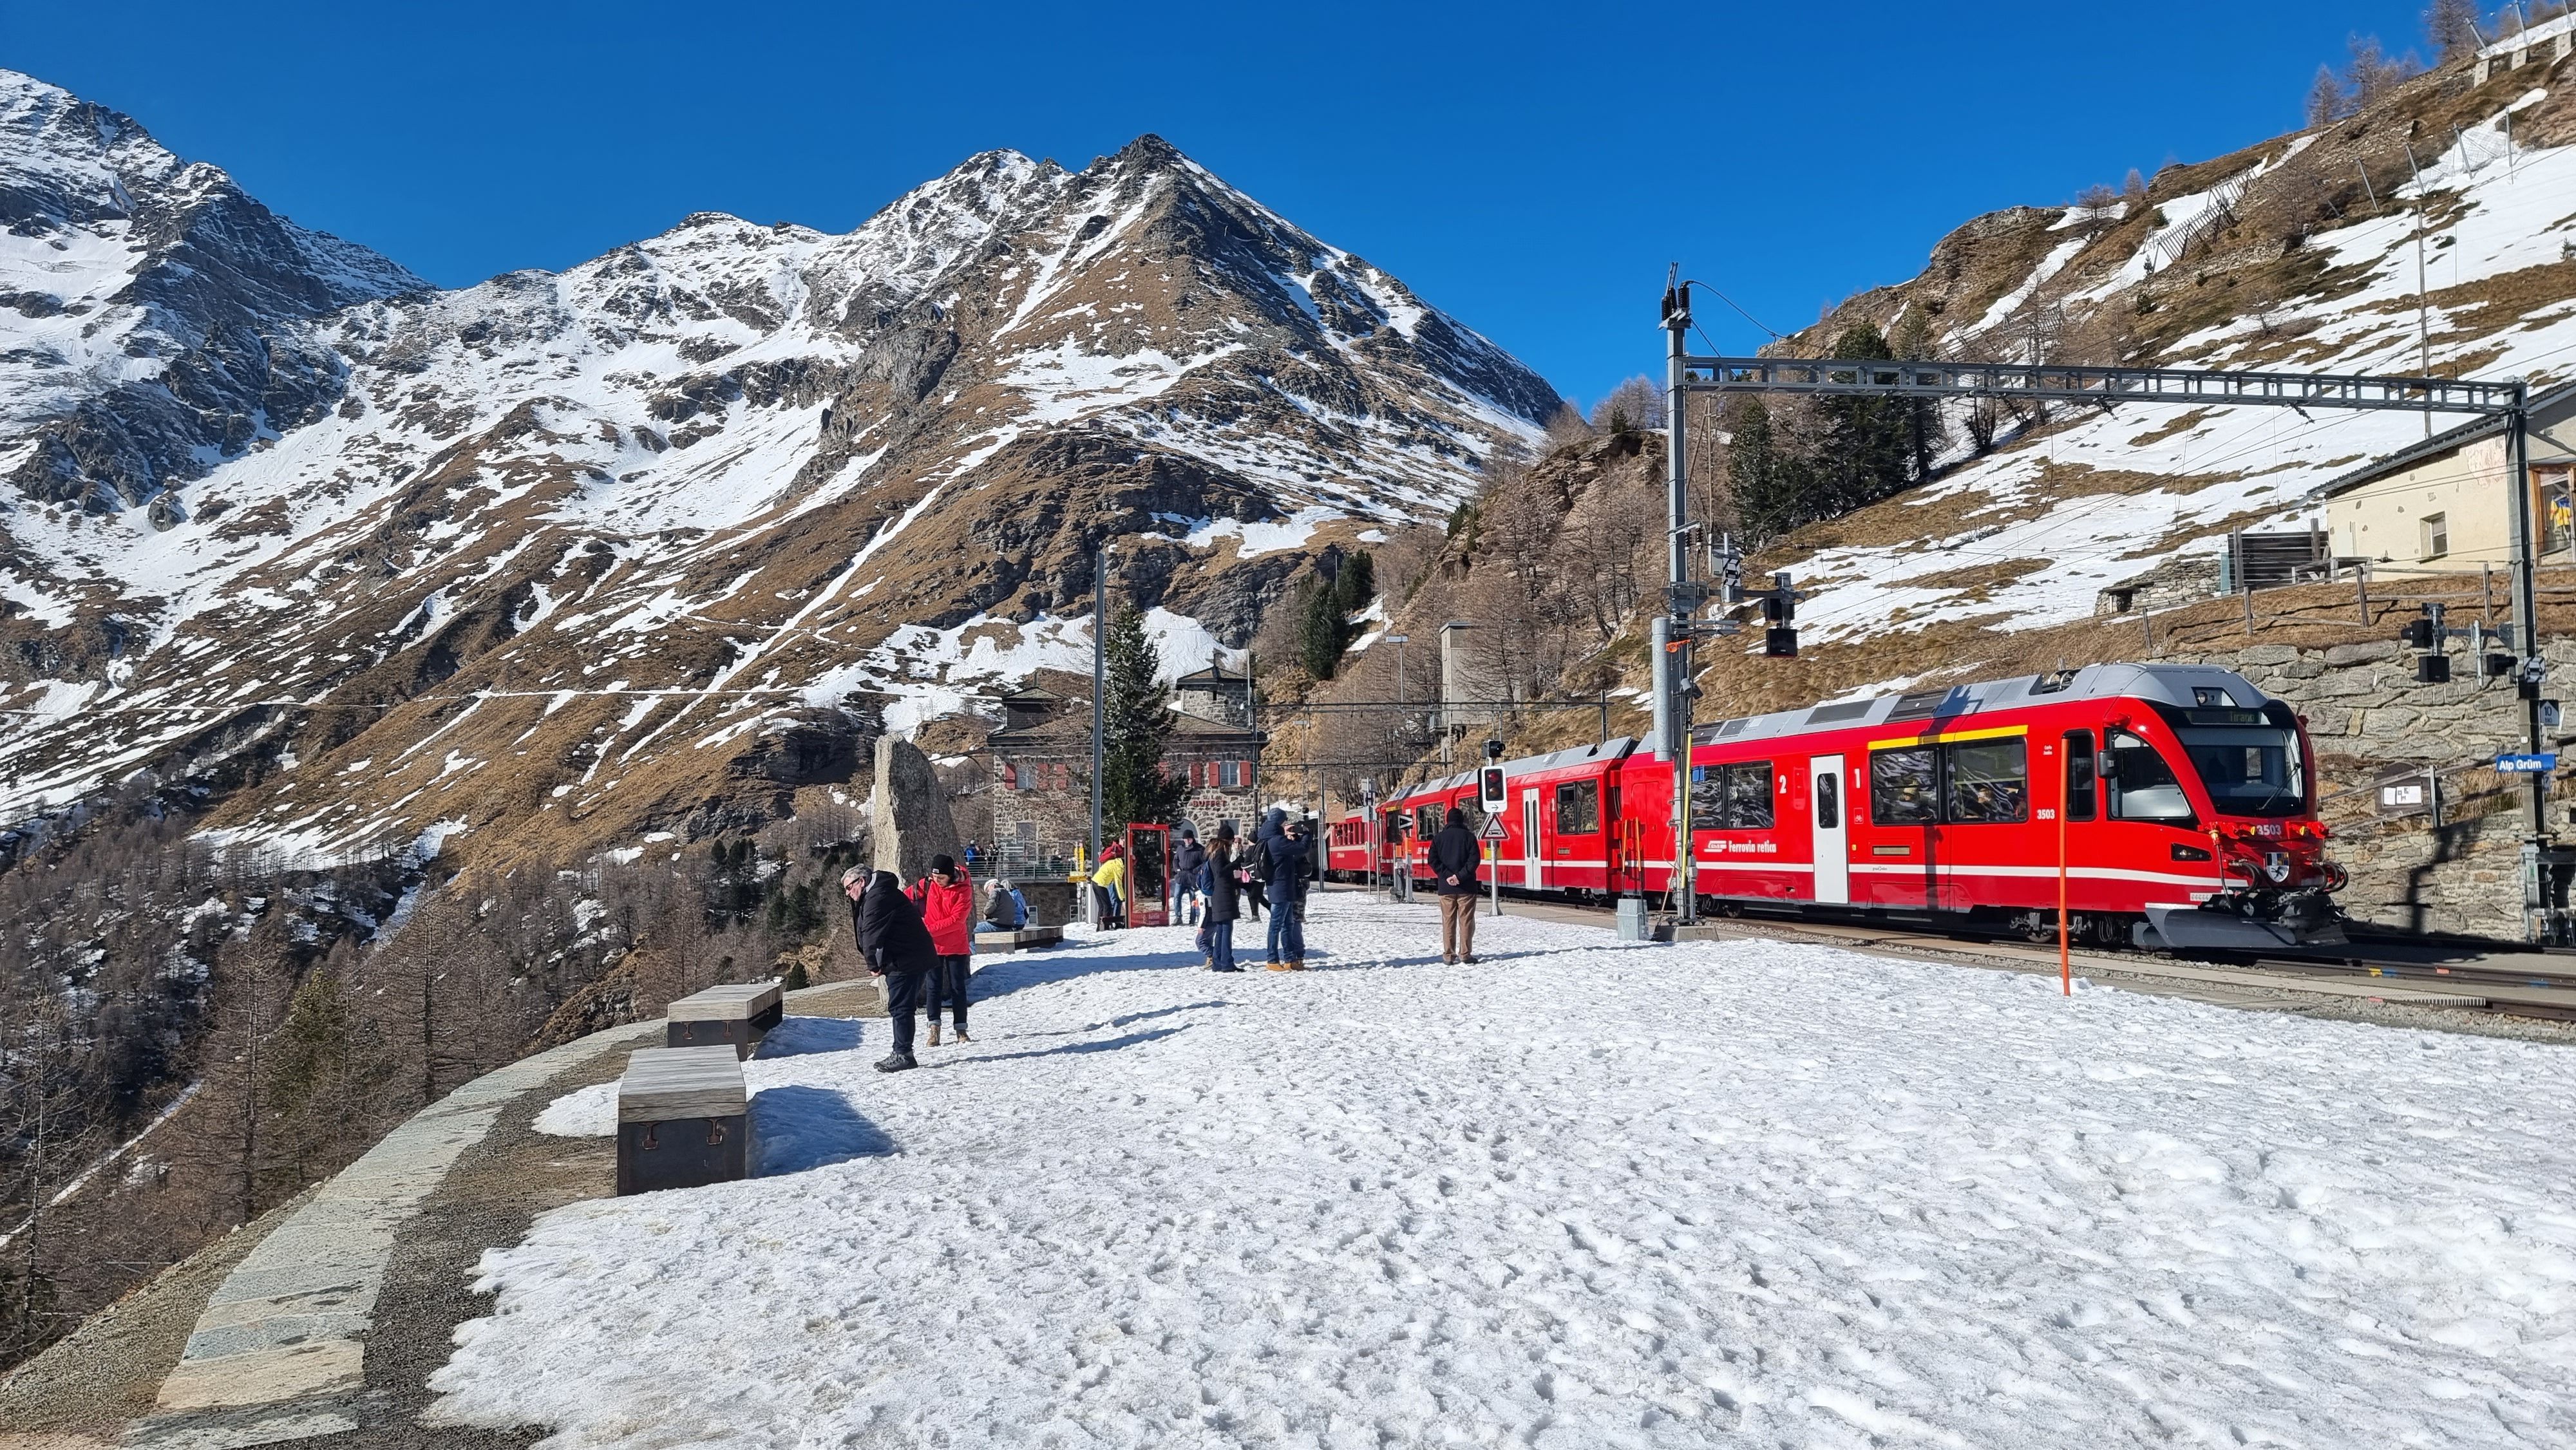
665;982;784;1059
1615;896;1652;941
616;1046;752;1196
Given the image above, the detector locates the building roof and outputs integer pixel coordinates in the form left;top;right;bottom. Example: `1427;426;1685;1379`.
2309;380;2576;501
1686;663;2270;749
1173;661;1247;689
988;710;1260;749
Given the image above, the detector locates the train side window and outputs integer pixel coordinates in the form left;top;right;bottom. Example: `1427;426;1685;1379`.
1554;781;1601;834
1871;748;1940;825
1725;761;1774;829
2107;732;2195;824
1944;739;2027;824
2063;730;2097;821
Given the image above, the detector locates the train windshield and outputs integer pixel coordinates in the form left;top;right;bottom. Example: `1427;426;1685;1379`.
2176;725;2306;818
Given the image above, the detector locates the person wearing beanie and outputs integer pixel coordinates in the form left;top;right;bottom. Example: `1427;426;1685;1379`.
907;853;977;1045
1203;822;1244;971
851;869;936;1070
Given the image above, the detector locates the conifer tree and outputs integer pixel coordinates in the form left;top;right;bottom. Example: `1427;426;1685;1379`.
1727;397;1804;547
1815;321;1912;513
1100;605;1189;830
1296;581;1343;680
1888;305;1949;485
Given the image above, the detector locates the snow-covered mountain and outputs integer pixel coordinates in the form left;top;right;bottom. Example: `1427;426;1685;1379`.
0;70;1558;862
0;71;426;513
1766;64;2576;652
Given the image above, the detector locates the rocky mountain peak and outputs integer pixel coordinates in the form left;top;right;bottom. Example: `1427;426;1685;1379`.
0;73;1560;871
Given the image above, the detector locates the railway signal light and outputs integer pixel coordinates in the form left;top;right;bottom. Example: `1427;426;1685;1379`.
2400;616;2436;650
1765;626;1798;658
2416;653;2451;684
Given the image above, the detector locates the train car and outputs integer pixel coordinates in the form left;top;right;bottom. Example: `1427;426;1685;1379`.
1387;770;1482;887
1666;662;2342;950
1482;739;1639;900
1366;662;2342;951
1323;812;1374;882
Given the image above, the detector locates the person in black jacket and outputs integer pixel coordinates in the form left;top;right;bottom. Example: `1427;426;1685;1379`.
1261;813;1314;969
1203;824;1244;971
1173;826;1208;927
1428;807;1482;965
850;869;938;1071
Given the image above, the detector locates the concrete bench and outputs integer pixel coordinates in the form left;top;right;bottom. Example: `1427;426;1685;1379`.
665;981;784;1058
974;926;1063;953
616;1045;752;1196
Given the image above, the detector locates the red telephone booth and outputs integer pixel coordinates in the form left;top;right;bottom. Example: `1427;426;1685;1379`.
1124;823;1173;928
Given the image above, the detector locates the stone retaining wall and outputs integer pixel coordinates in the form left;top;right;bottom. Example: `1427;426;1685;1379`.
2175;636;2576;939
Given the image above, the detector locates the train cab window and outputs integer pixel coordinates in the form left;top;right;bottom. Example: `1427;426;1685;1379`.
1553;781;1601;834
1871;748;1940;825
2063;730;2097;821
1944;739;2027;824
2107;731;2195;824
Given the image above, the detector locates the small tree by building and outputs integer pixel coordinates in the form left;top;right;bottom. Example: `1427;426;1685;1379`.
1101;605;1190;830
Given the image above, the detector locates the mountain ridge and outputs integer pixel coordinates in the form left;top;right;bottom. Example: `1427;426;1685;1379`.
0;70;1559;868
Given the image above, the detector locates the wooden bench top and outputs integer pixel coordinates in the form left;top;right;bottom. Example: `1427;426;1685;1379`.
619;1045;748;1121
667;981;783;1022
974;926;1063;950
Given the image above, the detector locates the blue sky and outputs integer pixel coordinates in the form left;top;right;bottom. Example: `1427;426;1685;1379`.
5;1;2450;408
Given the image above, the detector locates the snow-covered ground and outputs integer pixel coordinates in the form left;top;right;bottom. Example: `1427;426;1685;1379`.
433;898;2576;1447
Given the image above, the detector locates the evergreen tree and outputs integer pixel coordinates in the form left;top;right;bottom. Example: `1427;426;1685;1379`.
1329;551;1376;619
1727;397;1805;548
1814;321;1912;513
1101;605;1190;830
1887;304;1949;485
1297;581;1344;680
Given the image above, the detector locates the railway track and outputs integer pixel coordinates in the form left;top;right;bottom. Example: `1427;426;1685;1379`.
1436;890;2576;1022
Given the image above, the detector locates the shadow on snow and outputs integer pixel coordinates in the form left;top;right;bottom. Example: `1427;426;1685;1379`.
750;1084;896;1175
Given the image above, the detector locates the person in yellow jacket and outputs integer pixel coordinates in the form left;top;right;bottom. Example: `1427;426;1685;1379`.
1090;844;1128;928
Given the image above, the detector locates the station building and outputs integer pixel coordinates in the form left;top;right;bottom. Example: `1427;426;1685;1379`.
2312;382;2576;576
986;659;1262;874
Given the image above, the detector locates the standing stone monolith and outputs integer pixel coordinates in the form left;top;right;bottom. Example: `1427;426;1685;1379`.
871;736;959;885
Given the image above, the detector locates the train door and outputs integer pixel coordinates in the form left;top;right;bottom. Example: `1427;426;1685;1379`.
1522;789;1543;890
1810;753;1849;904
1859;742;1938;907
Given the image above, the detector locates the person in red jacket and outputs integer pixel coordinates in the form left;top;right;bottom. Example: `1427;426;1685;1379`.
907;854;977;1045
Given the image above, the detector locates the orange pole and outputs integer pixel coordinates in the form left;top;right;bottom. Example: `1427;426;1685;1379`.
2058;770;2071;996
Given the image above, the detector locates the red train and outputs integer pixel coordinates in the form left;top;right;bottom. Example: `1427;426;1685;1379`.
1324;663;2347;951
